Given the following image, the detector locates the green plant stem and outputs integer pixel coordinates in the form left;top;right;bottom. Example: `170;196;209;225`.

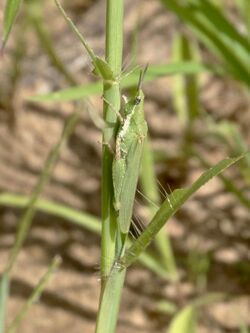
2;0;22;50
2;17;26;128
7;256;61;333
96;0;124;332
96;264;126;333
100;0;124;280
26;0;77;85
0;193;101;232
0;192;169;278
5;111;79;275
0;273;9;333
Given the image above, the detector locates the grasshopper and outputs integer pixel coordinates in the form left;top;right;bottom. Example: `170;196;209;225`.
112;67;148;234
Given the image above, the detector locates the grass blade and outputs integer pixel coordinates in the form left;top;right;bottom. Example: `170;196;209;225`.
240;322;249;333
122;154;246;268
0;273;9;333
193;0;250;53
7;256;61;333
26;0;77;85
95;264;126;333
5;111;79;274
237;0;250;37
55;0;115;81
0;192;173;278
167;293;225;333
161;0;250;85
30;81;102;102
29;61;207;102
1;0;22;50
167;305;197;333
0;193;101;232
172;34;200;124
208;120;250;183
190;0;250;73
171;35;189;125
195;152;250;210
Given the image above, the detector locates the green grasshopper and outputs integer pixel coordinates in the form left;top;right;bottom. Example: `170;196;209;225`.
112;67;148;234
56;0;148;236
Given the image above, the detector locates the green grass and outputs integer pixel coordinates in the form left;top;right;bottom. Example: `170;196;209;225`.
1;0;250;332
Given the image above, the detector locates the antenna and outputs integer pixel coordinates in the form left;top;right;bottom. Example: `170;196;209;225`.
137;64;149;91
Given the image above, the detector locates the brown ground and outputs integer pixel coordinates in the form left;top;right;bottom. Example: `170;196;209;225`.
0;0;249;332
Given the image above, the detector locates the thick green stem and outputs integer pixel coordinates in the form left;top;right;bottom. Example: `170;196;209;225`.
95;265;126;333
96;0;124;332
0;273;9;333
100;0;124;279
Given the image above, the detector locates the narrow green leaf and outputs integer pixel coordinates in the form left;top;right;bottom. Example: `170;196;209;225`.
195;151;250;209
189;0;250;73
157;300;178;315
2;0;22;50
171;34;189;124
191;0;250;53
7;256;61;333
240;322;249;333
30;81;102;102
237;0;250;37
0;193;168;278
161;0;250;85
167;293;225;333
0;273;9;333
167;305;197;333
29;61;207;102
209;120;250;183
27;0;77;86
0;193;101;232
171;33;200;125
5;112;79;274
182;37;200;122
93;57;116;81
122;154;245;267
138;252;172;279
55;0;115;81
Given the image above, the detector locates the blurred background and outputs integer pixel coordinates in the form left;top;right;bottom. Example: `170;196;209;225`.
0;0;249;332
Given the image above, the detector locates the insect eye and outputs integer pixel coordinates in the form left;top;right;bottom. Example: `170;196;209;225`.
134;96;141;105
